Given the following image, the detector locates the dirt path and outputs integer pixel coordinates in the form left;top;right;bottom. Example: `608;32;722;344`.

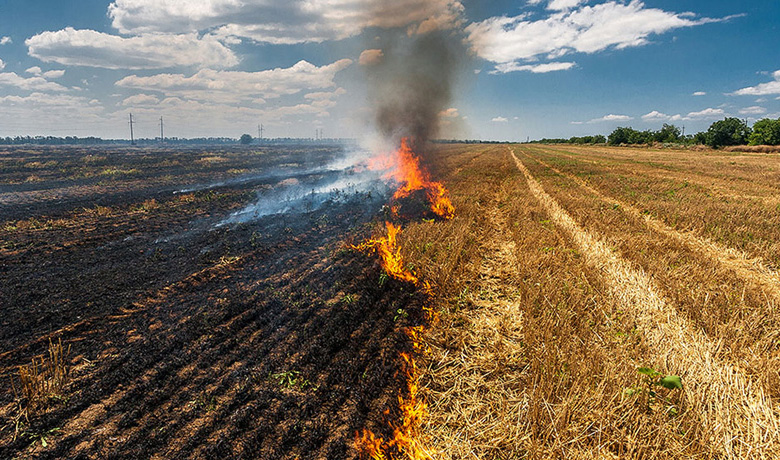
510;147;780;459
521;150;780;304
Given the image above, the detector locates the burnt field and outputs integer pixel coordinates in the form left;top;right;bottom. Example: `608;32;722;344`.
0;144;426;459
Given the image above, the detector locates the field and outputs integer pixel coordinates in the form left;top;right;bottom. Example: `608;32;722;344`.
2;143;780;458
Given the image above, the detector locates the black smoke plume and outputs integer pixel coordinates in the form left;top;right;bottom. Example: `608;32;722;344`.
365;27;467;154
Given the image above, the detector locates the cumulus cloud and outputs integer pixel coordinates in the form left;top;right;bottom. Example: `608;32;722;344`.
491;61;576;74
26;28;238;70
641;110;683;122
359;49;384;66
107;0;464;44
0;36;11;45
0;59;4;71
548;0;586;11
120;93;160;106
492;116;508;122
692;91;706;96
466;1;732;73
588;114;633;123
733;70;780;96
739;106;767;115
686;107;724;119
0;72;69;92
115;59;352;103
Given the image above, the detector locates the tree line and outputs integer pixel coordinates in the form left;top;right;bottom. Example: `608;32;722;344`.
607;117;780;148
527;117;780;149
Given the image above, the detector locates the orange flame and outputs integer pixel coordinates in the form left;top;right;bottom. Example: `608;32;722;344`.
390;138;455;220
353;137;453;459
355;351;431;460
352;222;418;284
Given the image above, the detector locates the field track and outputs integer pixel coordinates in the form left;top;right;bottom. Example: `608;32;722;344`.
511;146;779;458
412;144;780;458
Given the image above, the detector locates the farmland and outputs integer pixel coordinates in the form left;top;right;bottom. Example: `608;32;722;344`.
2;143;780;458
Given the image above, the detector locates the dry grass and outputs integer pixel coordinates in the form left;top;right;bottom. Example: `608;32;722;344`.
511;147;780;458
396;145;721;458
723;145;780;154
529;144;780;268
10;339;71;437
519;145;780;398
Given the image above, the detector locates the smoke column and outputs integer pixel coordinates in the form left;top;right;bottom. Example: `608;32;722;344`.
364;15;468;156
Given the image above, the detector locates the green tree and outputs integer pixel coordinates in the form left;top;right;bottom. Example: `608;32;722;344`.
239;134;253;145
704;118;751;148
748;118;780;146
608;127;635;145
654;124;682;143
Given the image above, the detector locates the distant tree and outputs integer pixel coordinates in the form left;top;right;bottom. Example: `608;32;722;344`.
704;118;751;148
239;134;253;145
748;118;780;146
608;127;634;145
593;134;607;144
654;123;682;143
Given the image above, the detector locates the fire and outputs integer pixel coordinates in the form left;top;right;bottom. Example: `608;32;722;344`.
353;222;418;284
355;352;431;460
390;138;455;220
353;137;454;459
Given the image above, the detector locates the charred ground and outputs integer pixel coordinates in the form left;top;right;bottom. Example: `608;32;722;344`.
0;145;426;459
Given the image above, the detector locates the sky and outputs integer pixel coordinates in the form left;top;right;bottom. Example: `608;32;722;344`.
0;0;778;141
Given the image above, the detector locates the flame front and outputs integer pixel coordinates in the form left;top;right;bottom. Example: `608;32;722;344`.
390;138;455;220
352;138;453;459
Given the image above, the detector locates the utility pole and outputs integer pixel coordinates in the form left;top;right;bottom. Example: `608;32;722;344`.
129;113;136;146
159;116;164;143
258;124;265;143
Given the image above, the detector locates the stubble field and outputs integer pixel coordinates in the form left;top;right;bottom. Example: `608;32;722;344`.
2;143;780;459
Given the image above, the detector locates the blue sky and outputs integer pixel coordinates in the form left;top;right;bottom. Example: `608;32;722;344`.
0;0;778;141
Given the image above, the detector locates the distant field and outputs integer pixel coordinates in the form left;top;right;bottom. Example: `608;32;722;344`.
393;144;780;459
3;144;780;459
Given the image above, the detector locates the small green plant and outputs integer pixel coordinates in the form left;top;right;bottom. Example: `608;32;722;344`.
189;394;218;412
269;370;313;391
378;272;389;287
394;308;409;322
342;294;356;304
625;367;682;415
22;427;62;448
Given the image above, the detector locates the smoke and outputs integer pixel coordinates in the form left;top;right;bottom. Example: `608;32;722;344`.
219;146;392;225
365;14;468;153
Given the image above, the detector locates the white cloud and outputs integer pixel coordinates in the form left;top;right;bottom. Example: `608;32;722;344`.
492;116;508;122
26;28;238;70
733;70;780;96
466;1;729;73
588;114;633;123
0;36;11;45
686;107;724;119
548;0;585;11
359;49;384;66
491;61;576;74
739;106;767;115
0;72;68;92
107;0;464;44
0;59;4;71
439;107;460;118
25;66;42;76
120;93;160;106
43;70;66;79
115;59;353;103
692;91;706;96
642;110;669;121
